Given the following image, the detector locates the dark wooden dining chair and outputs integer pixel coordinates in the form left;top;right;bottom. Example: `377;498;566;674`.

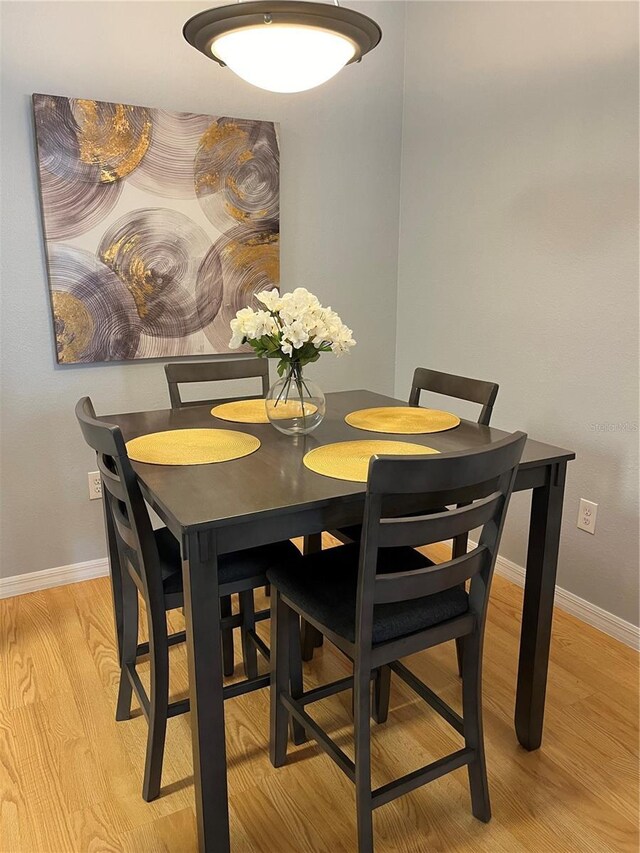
335;368;500;548
267;432;526;852
164;356;271;676
164;357;270;409
409;367;498;427
408;366;500;556
76;396;301;802
309;367;501;665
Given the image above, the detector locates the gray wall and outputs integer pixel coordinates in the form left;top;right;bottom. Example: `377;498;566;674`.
0;1;406;577
395;1;639;625
2;1;638;629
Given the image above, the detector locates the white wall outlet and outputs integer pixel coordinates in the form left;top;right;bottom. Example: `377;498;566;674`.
577;498;597;534
88;471;102;501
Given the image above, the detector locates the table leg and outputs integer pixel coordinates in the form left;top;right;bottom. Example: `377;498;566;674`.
182;530;230;853
515;462;567;751
301;533;323;661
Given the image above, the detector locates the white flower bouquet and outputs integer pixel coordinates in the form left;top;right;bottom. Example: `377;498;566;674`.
229;287;355;369
229;287;355;434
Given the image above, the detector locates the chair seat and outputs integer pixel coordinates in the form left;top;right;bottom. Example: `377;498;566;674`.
154;527;301;597
267;543;469;645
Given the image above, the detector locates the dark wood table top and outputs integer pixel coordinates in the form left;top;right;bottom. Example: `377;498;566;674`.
104;390;574;534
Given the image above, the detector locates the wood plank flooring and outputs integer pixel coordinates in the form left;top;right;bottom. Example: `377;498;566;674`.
1;536;638;852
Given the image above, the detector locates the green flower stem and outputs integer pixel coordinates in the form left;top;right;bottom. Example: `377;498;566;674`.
273;361;308;428
292;362;307;429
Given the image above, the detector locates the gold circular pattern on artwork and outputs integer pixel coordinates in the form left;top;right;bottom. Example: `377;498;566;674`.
51;291;94;363
72;99;152;183
222;232;280;284
303;440;439;483
126;429;260;466
345;406;460;435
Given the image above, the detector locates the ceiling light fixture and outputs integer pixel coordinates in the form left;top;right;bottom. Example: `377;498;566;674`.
183;1;382;94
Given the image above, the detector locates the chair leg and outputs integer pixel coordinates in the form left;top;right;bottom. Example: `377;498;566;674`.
301;619;321;661
287;607;307;746
452;533;468;679
461;631;491;822
142;615;169;802
115;571;138;722
269;590;290;768
452;531;469;559
220;594;235;677
372;665;391;724
239;590;258;680
300;619;324;661
301;533;323;661
455;637;464;678
354;663;374;853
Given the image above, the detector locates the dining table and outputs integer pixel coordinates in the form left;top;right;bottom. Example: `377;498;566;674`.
102;388;575;853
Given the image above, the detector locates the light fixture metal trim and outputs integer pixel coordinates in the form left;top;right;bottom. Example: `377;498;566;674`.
183;1;382;68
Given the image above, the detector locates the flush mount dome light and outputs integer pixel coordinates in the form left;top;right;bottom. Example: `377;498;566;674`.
183;1;382;93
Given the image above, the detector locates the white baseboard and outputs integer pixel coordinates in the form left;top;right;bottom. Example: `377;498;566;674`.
2;548;639;651
485;546;640;651
0;557;109;599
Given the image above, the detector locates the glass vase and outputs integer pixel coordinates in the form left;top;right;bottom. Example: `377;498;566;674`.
266;362;326;436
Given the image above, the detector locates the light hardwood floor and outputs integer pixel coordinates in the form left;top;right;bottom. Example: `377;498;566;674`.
1;537;638;852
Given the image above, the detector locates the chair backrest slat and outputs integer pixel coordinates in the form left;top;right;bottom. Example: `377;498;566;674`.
96;452;128;502
374;546;489;604
409;367;499;426
165;358;270;409
110;493;138;554
377;492;503;549
355;431;527;650
367;432;522;495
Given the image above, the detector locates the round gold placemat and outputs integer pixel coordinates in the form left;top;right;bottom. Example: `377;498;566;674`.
126;429;260;466
211;399;269;424
211;398;318;423
267;399;318;420
345;406;460;435
303;440;438;483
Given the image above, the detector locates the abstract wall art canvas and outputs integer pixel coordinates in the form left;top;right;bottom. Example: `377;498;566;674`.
32;94;280;363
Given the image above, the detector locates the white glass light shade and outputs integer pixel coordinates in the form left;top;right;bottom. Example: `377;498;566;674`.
211;24;357;93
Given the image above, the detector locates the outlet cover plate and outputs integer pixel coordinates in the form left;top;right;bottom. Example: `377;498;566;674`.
577;498;597;534
88;471;102;500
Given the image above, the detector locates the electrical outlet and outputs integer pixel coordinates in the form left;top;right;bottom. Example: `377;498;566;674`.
577;498;597;534
88;471;102;501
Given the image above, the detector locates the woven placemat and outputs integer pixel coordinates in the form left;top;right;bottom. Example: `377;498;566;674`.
126;428;260;466
266;399;318;420
345;406;460;435
211;399;269;424
211;398;317;423
303;440;438;483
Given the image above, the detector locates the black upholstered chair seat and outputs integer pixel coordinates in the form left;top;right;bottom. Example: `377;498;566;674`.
268;543;469;645
154;527;301;596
